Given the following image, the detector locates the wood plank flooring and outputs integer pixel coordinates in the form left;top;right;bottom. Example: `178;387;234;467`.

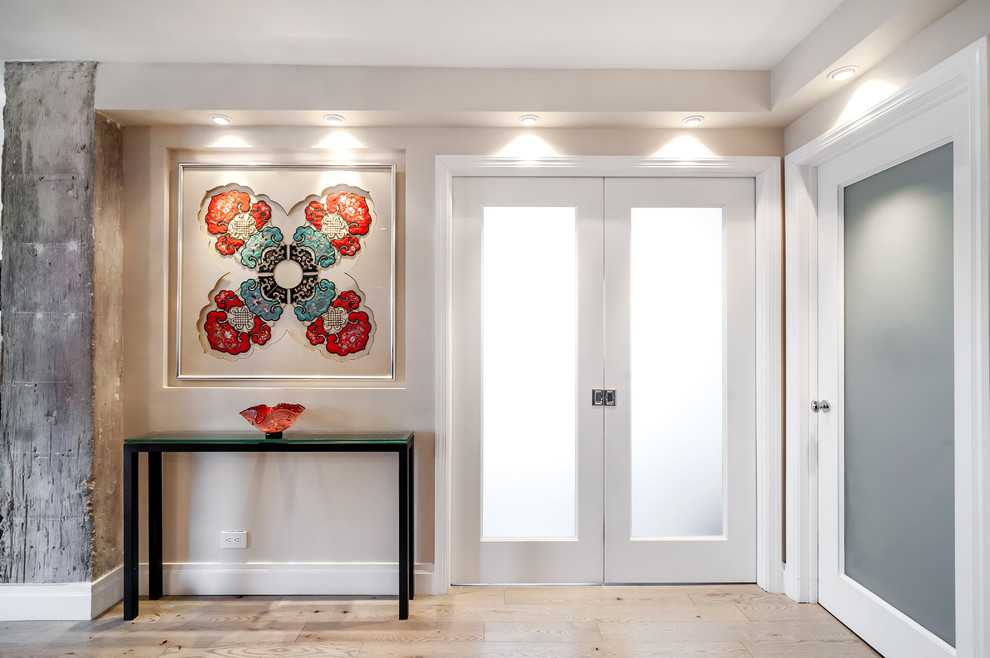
0;585;881;657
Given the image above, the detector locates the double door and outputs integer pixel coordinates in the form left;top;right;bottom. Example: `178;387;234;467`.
451;176;756;583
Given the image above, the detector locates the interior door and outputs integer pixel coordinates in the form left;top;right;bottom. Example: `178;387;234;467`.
603;178;757;583
817;93;967;656
451;175;757;584
450;177;606;583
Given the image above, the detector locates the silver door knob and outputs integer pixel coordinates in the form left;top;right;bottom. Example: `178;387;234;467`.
811;399;831;413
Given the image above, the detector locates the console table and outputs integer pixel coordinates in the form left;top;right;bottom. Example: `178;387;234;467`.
123;431;414;620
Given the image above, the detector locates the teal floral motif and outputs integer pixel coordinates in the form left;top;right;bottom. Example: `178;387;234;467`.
294;279;336;322
293;226;335;268
240;279;283;321
240;226;284;269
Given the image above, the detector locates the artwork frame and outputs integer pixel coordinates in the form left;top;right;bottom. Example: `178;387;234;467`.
174;162;396;382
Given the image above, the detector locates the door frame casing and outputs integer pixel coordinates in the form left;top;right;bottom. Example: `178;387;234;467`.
784;38;989;656
434;155;783;594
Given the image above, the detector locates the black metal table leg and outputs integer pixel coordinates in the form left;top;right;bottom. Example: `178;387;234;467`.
398;446;409;620
148;451;163;600
123;447;139;620
408;442;414;600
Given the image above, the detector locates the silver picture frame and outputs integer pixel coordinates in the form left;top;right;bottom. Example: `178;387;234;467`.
173;162;397;382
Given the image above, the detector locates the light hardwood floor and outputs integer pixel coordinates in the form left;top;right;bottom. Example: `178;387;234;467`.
0;585;881;657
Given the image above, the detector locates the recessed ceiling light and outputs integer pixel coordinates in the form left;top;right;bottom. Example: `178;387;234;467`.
519;114;540;126
323;113;346;125
827;66;858;81
682;115;705;127
209;113;232;126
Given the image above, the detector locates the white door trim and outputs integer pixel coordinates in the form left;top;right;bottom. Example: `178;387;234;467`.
434;155;783;596
784;38;989;656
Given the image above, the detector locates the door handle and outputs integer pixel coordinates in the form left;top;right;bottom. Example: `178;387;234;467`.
592;389;617;407
811;399;831;413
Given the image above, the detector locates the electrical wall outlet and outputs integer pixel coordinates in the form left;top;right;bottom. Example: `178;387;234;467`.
220;530;248;549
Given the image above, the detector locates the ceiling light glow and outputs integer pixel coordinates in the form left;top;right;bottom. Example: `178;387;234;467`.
827;66;858;81
209;113;232;126
210;135;252;148
681;115;704;127
498;134;560;158
654;136;715;158
314;132;366;149
518;114;540;126
323;113;346;125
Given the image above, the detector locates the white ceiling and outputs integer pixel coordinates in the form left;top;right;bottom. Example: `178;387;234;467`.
0;0;965;129
0;0;846;70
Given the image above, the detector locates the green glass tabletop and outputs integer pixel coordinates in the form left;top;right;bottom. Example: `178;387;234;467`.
125;430;413;444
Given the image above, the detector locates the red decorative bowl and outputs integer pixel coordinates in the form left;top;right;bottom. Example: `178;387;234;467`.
239;403;306;439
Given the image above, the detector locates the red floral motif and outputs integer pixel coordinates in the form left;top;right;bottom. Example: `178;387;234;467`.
215;289;242;311
205;191;271;256
248;316;271;345
306;192;373;257
213;234;239;256
205;191;251;235
305;201;328;229
250;200;272;228
325;191;372;236
306;317;328;345
204;291;271;355
305;290;372;356
306;313;372;356
334;290;361;311
331;235;361;256
204;310;251;355
326;312;372;356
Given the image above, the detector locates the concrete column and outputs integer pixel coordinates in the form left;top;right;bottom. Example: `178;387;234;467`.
91;111;125;582
0;61;123;586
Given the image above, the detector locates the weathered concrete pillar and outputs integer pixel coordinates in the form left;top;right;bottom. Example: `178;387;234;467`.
0;61;123;612
91;109;125;584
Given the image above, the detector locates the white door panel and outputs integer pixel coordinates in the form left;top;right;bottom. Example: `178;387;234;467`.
604;178;757;583
452;175;757;584
451;177;605;583
817;92;968;657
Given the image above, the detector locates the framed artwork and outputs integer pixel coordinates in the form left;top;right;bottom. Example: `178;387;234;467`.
175;163;396;381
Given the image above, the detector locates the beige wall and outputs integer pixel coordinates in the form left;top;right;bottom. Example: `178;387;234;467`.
121;123;781;590
785;0;990;152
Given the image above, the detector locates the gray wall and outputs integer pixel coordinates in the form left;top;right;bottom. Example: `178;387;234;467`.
0;61;122;584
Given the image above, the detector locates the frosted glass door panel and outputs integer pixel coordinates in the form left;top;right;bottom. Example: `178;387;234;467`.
604;177;756;583
842;143;955;645
629;208;724;538
451;176;604;583
482;207;577;539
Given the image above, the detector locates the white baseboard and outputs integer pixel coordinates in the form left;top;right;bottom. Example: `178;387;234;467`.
91;566;124;618
0;562;435;620
0;567;122;621
139;562;435;597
